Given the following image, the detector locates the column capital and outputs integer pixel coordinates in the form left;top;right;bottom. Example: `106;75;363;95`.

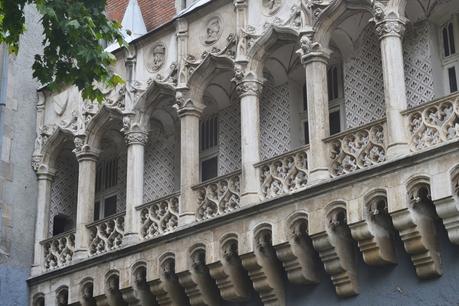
375;18;406;39
125;131;149;146
36;169;55;181
174;91;204;118
297;32;330;65
232;64;263;98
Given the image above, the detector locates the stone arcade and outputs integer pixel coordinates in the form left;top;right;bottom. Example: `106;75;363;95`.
28;0;459;305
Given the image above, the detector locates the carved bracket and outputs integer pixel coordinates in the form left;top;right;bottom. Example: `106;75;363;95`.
311;208;358;297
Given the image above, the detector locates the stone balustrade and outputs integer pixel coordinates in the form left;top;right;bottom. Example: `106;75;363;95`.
194;171;241;221
87;213;125;256
41;230;75;270
404;93;459;152
256;146;310;199
137;193;180;239
326;120;387;177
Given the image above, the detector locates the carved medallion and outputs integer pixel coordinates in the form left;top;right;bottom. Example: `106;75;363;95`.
262;0;282;16
202;16;223;46
145;42;166;72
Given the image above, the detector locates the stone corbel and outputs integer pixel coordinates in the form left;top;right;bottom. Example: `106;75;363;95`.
240;229;285;306
131;267;157;306
296;31;330;65
390;185;442;279
105;276;128;306
349;197;396;265
275;216;320;285
151;257;188;306
178;249;222;306
311;208;358;297
173;90;204;118
208;239;252;302
80;282;97;306
232;64;263;99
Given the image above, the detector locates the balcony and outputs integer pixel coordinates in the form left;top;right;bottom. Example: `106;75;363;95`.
41;230;75;271
87;212;125;256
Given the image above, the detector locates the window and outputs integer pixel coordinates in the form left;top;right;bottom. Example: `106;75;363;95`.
329;109;341;135
200;115;219;181
442;22;456;57
52;214;73;236
328;65;339;101
448;66;458;93
94;158;119;221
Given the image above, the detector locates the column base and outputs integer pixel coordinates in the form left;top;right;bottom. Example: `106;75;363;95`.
73;249;89;261
178;213;196;226
240;192;260;206
30;264;42;276
308;168;330;185
123;232;140;246
387;142;409;159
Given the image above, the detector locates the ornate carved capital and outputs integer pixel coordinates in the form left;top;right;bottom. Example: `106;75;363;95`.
236;79;263;98
375;18;406;39
124;131;148;146
174;91;204;117
297;32;329;65
73;136;98;162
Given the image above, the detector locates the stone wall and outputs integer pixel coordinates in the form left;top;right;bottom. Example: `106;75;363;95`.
0;6;42;306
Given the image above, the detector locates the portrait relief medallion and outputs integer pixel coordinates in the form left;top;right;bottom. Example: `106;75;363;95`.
202;16;223;46
145;42;166;72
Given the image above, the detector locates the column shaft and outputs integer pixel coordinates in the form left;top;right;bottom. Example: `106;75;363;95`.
124;132;147;243
31;172;53;275
179;112;200;225
239;88;261;205
74;153;97;259
304;56;331;183
378;20;410;157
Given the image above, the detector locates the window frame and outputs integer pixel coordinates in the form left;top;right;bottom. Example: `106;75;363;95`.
199;114;219;182
94;157;120;221
439;15;459;95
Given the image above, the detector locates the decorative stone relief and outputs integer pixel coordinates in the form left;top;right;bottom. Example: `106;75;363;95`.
258;147;309;199
329;122;386;177
139;195;179;239
195;172;241;221
151;257;189;306
43;231;75;270
144;137;177;203
275;217;320;285
312;208;359;297
262;0;282;16
349;196;396;265
49;152;78;236
218;104;241;176
344;25;385;128
391;184;442;279
260;82;292;160
145;42;166;72
403;22;435;108
433;172;459;245
407;94;459;151
203;16;223;46
88;214;125;256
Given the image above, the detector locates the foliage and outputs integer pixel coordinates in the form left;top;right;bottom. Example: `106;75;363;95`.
0;0;126;101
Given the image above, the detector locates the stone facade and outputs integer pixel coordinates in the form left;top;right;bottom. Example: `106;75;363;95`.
22;0;459;305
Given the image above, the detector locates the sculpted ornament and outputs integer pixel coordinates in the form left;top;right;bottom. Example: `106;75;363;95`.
375;19;406;39
146;42;166;72
203;16;223;45
303;0;336;22
262;0;282;16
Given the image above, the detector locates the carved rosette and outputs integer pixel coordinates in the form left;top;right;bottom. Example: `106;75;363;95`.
125;131;148;146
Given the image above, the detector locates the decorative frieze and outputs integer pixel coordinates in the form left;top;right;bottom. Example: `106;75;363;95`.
328;121;386;177
42;231;75;270
405;94;459;151
256;146;309;199
138;194;179;239
194;172;241;221
87;213;125;256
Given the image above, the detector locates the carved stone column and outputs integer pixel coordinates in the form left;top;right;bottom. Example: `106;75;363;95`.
73;138;98;260
234;67;262;205
175;92;204;225
374;13;410;157
31;168;55;275
298;33;331;183
123;130;148;244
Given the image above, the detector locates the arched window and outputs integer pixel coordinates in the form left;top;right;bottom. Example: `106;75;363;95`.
439;17;459;94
